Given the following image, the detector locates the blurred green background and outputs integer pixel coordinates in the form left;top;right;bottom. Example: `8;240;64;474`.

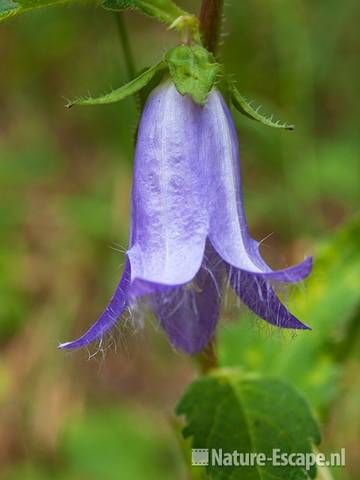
0;0;359;478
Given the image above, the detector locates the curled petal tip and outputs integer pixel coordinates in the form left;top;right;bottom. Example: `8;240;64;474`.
295;255;313;280
275;314;311;331
57;323;110;350
58;340;85;350
298;322;312;331
57;319;118;351
230;269;312;330
303;255;313;273
290;319;312;331
57;338;89;350
261;255;313;284
58;260;130;352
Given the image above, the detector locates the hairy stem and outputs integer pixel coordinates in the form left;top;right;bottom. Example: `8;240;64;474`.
199;0;224;55
196;338;218;374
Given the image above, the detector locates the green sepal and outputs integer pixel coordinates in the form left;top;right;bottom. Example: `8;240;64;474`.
165;45;220;105
231;84;295;130
101;0;187;25
66;61;167;108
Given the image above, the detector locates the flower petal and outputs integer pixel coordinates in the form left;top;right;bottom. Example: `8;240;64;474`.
127;81;208;294
151;242;226;354
202;90;311;283
254;256;313;283
229;268;310;329
58;258;131;349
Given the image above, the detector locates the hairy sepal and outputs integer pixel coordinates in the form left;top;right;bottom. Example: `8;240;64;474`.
165;45;220;105
66;61;167;107
231;84;295;131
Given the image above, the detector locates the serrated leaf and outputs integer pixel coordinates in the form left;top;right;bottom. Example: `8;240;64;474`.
101;0;186;25
0;0;69;21
231;86;295;130
177;369;321;480
66;61;166;107
165;45;220;105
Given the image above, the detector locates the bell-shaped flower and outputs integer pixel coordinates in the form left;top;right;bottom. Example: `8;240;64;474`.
59;81;312;355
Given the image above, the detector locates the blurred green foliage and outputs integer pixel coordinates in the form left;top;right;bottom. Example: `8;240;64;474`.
60;407;183;480
0;0;359;479
5;406;184;479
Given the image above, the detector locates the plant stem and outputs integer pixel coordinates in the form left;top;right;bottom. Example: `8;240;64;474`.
196;338;218;374
114;12;136;81
199;0;224;55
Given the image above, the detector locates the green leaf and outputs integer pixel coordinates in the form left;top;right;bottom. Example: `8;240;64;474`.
231;85;295;130
66;61;166;107
0;0;186;23
165;45;220;105
101;0;187;25
177;369;321;480
219;216;360;412
0;0;69;21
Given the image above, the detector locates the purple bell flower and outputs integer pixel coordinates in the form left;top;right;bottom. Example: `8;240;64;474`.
59;80;312;355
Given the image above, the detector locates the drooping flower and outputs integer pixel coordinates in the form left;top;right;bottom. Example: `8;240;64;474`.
59;80;312;355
